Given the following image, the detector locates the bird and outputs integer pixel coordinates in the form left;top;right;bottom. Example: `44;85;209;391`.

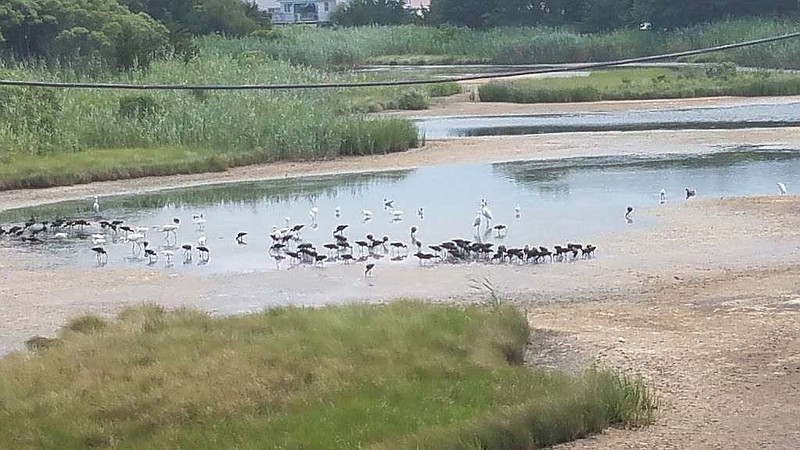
492;224;507;237
417;207;424;219
181;244;193;261
91;246;107;264
144;248;158;264
480;200;493;225
198;236;207;247
172;217;181;225
685;188;696;199
473;212;482;230
236;232;247;244
778;182;787;196
334;224;349;235
383;198;394;209
365;263;375;277
659;189;667;204
309;206;319;221
625;206;634;223
335;206;341;218
514;206;521;219
197;246;210;262
391;210;403;221
162;250;174;265
192;214;206;230
92;196;100;214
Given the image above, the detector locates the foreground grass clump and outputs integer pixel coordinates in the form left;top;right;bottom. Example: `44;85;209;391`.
479;66;800;103
0;302;654;449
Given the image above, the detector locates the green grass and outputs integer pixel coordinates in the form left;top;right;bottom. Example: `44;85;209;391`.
217;18;800;69
0;302;655;449
478;66;800;103
0;47;423;190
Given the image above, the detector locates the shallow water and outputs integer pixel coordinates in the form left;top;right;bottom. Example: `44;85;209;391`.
416;103;800;138
1;149;797;274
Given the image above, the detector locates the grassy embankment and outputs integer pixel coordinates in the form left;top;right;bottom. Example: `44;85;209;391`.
478;65;800;103
0;302;654;449
0;39;463;191
229;18;800;68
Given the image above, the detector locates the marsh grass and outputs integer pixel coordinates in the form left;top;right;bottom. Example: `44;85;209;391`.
478;66;800;103
225;18;800;68
0;48;421;189
0;302;654;449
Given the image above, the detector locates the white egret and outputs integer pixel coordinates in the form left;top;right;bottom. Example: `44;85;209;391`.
778;182;787;196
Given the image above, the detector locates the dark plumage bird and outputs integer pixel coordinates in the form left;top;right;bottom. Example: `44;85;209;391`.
341;254;354;264
334;224;349;235
172;217;181;225
197;246;210;262
685;188;696;199
365;263;375;277
144;248;158;263
235;232;247;244
91;246;107;264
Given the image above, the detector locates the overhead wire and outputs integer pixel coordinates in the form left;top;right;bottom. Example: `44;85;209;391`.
0;31;799;90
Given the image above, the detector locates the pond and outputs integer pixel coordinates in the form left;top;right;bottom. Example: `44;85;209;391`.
1;148;795;274
416;103;800;138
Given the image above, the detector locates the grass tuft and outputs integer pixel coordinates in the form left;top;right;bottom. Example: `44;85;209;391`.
0;302;654;449
479;67;800;103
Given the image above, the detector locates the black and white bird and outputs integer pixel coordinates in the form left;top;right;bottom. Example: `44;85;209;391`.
777;182;787;196
659;189;666;204
365;263;375;277
625;206;634;219
235;232;248;244
685;188;696;200
383;198;394;209
91;246;107;264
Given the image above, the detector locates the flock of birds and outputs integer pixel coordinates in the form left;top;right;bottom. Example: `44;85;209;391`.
1;182;788;275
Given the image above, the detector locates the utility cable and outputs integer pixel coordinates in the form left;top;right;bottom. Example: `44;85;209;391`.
1;31;799;90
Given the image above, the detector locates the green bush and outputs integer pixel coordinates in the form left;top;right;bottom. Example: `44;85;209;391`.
388;89;430;110
117;95;164;121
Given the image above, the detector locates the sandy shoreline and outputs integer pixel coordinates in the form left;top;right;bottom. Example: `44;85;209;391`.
2;98;800;448
2;127;800;212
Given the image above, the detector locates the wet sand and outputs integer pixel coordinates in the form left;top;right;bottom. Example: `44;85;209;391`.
2;99;800;448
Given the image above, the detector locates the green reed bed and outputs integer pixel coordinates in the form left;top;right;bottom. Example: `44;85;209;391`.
0;49;421;190
0;302;654;449
478;66;800;103
219;18;800;68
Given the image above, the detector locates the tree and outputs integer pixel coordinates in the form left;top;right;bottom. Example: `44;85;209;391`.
0;0;169;69
428;0;497;28
332;0;414;26
119;0;266;36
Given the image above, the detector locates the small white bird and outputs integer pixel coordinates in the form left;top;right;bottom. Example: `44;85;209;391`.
659;189;667;204
473;212;482;229
362;209;373;221
309;206;319;220
92;196;100;214
778;182;787;196
192;213;206;230
335;206;341;218
198;236;207;247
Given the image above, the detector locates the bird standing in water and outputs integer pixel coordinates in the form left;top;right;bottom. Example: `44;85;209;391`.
659;189;666;204
625;206;634;223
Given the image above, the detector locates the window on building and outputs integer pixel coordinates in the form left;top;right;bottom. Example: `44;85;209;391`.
324;2;329;12
283;3;292;13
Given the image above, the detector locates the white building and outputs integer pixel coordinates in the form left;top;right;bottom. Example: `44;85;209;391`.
256;0;347;24
255;0;429;25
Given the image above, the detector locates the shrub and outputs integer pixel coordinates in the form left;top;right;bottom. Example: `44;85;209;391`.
388;89;430;110
117;95;164;121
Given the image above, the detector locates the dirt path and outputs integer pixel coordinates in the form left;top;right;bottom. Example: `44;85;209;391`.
1;98;800;448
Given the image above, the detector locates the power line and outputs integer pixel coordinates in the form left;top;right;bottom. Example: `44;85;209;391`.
1;31;799;90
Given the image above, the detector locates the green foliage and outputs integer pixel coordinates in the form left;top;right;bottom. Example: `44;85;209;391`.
426;81;461;97
117;94;163;121
0;0;170;69
387;89;430;110
478;67;800;103
332;0;415;26
120;0;267;36
227;19;800;69
64;315;108;333
0;42;419;189
0;302;654;448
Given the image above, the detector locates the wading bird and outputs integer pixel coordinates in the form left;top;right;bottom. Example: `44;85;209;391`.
92;196;100;214
659;189;666;204
778;182;787;196
365;263;375;277
685;188;696;200
236;232;248;244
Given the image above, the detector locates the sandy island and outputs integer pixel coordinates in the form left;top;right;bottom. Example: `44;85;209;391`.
1;97;800;448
